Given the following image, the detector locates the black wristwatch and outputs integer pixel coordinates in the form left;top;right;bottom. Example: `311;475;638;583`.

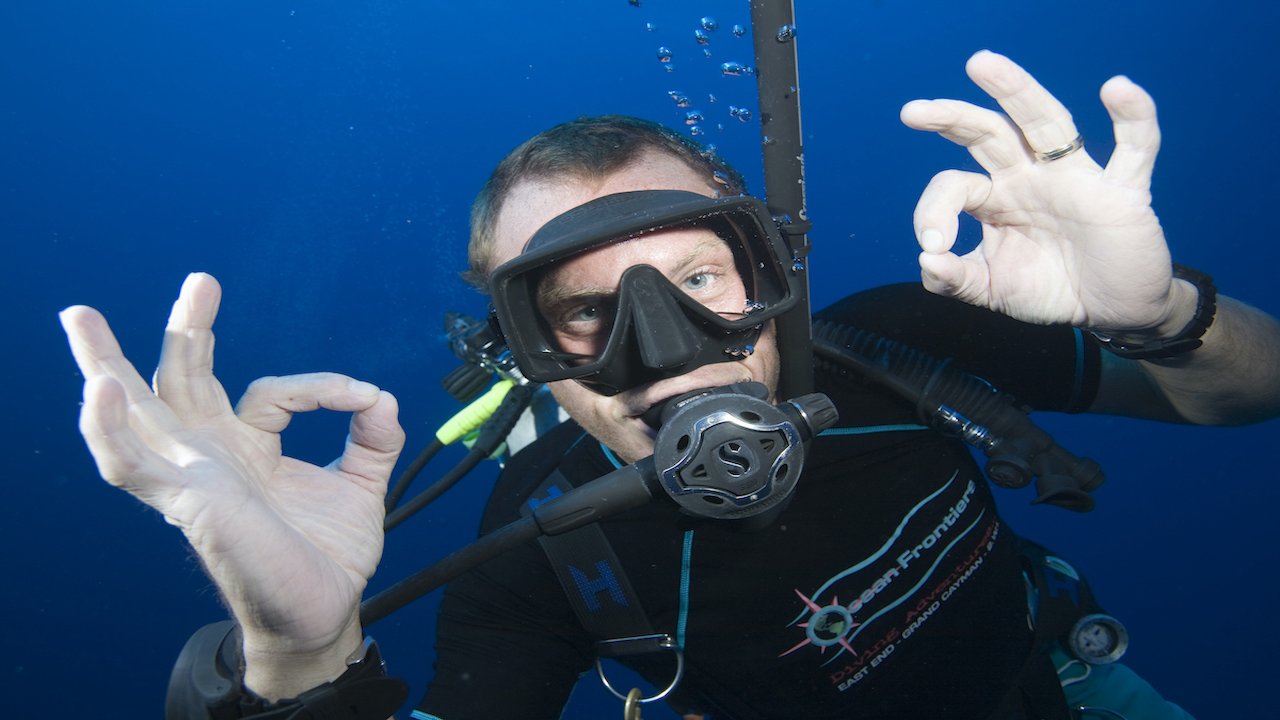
1092;264;1217;360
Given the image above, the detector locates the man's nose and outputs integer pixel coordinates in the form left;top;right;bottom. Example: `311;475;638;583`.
625;266;700;370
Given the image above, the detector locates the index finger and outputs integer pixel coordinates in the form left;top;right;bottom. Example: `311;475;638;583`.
60;304;181;437
965;50;1080;155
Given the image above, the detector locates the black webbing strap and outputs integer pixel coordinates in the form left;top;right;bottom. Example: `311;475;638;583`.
1018;539;1105;650
521;469;664;654
986;539;1110;720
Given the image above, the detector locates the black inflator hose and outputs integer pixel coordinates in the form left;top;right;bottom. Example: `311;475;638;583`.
812;320;1104;511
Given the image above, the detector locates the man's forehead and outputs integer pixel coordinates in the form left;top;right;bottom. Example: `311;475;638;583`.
490;178;589;266
490;153;723;267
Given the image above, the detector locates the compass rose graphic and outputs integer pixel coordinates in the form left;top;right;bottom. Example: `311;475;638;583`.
779;588;860;657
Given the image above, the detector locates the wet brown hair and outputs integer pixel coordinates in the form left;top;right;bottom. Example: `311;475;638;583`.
464;115;747;289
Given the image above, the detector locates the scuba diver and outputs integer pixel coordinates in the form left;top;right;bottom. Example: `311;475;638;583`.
59;34;1280;720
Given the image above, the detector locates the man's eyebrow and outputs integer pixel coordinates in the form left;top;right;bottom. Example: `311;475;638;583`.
535;231;730;308
536;280;613;310
671;234;729;274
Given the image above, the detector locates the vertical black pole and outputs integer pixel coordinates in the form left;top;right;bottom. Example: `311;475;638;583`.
750;0;813;397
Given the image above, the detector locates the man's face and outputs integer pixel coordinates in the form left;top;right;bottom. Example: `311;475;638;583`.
490;151;781;464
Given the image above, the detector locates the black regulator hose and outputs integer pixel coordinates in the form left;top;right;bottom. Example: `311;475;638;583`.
362;383;838;625
384;437;445;513
384;383;535;531
811;319;1104;511
362;457;660;626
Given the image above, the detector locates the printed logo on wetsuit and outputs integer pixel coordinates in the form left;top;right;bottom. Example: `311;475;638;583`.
776;472;1000;691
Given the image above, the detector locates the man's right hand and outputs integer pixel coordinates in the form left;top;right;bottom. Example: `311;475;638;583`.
60;272;405;699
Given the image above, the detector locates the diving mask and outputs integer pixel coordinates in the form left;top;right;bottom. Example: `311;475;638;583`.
488;190;803;396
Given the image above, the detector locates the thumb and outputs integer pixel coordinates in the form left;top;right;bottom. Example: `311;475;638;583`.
333;391;405;490
919;251;974;301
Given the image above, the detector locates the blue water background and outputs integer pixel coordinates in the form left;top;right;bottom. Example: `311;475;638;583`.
4;1;1277;716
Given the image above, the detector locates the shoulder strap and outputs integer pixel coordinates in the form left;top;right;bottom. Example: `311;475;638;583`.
521;469;665;653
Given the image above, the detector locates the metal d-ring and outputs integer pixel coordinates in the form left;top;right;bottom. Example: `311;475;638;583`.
1073;708;1129;720
595;638;685;704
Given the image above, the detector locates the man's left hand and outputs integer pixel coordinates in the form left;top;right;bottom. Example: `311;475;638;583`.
900;50;1190;336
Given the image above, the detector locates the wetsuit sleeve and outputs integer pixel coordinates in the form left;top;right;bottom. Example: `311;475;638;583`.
814;283;1102;412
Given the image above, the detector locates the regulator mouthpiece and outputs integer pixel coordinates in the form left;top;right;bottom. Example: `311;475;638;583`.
650;384;836;520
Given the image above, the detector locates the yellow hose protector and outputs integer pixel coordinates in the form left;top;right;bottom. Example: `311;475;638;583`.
435;379;515;445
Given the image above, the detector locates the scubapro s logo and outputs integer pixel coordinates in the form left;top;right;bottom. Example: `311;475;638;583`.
716;440;754;477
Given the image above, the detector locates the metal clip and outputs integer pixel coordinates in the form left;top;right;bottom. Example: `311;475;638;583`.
623;688;643;720
595;634;685;703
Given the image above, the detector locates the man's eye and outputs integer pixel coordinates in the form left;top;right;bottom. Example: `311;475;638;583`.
569;304;600;323
558;297;615;331
684;272;713;291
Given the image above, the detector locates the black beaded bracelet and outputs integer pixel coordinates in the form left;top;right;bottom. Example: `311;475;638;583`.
1092;264;1217;360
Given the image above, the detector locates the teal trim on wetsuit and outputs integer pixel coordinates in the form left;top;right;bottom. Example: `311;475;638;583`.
819;424;928;436
677;530;694;650
1068;328;1087;411
605;437;695;652
601;442;625;469
1051;644;1195;720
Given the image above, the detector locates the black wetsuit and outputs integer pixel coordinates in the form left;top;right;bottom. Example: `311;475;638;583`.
416;284;1103;719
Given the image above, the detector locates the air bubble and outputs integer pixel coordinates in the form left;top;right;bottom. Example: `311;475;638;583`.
668;90;691;108
690;125;704;136
685;110;704;125
694;29;710;45
720;61;752;76
657;46;672;62
729;106;753;123
646;22;657;32
776;24;796;42
732;24;746;37
700;16;718;31
708;93;717;103
713;170;731;186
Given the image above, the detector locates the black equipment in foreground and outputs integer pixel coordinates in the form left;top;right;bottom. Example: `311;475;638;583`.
360;382;837;625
